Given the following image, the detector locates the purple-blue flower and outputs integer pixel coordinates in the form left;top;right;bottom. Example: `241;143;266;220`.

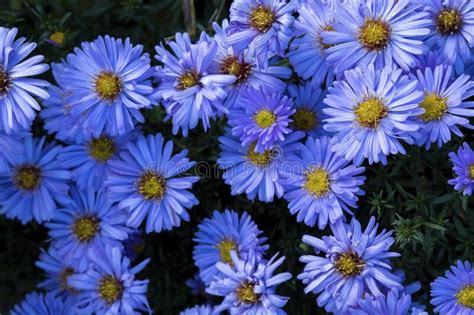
154;33;236;136
46;186;131;271
180;305;214;315
218;129;304;202
414;64;474;149
59;35;154;137
0;132;24;172
0;27;49;134
283;136;365;229
323;64;423;165
431;260;474;314
322;0;431;73
207;250;292;314
299;216;403;313
0;136;70;224
106;133;199;233
228;86;295;153
68;246;150;315
12;291;75;315
193;209;268;284
448;142;474;195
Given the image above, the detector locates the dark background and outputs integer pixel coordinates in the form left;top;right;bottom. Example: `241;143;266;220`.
0;0;473;314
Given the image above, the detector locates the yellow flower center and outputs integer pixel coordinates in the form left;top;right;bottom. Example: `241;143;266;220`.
221;56;252;84
246;144;274;167
73;216;100;242
469;165;474;179
137;171;166;200
0;67;11;94
95;72;122;100
355;97;388;128
437;9;462;35
418;93;448;121
89;136;116;163
334;252;365;277
236;281;259;304
359;19;390;51
49;31;65;45
319;24;335;50
304;167;330;197
217;239;237;264
254;109;276;128
99;275;123;304
250;6;275;32
292;108;317;132
178;71;199;90
456;285;474;309
15;165;42;191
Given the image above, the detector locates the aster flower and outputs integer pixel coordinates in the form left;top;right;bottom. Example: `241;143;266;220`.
180;305;214;315
228;87;295;153
226;0;294;66
419;0;474;68
0;132;24;172
40;62;85;143
12;291;75;315
323;64;423;165
213;20;291;110
283;136;365;229
0;136;70;224
58;131;137;190
60;35;154;137
46;186;131;271
193;209;269;284
350;288;428;315
299;216;403;313
68;246;150;314
448;142;474;195
218;129;304;202
207;250;292;314
106;133;199;233
287;0;335;86
414;64;474;149
0;27;49;134
431;260;474;314
36;245;78;296
154;32;236;136
321;0;431;73
287;82;328;138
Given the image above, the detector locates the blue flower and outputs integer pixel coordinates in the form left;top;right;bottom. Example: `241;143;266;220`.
46;186;131;271
299;216;403;313
287;82;329;138
58;131;137;190
322;0;431;73
0;132;24;172
154;32;236;136
283;136;365;229
106;133;199;233
228;87;295;153
448;142;474;195
288;0;335;86
40;62;85;143
207;250;292;314
0;136;70;224
431;260;474;314
213;20;292;110
0;27;49;134
59;35;154;137
419;0;474;68
12;291;75;315
36;245;78;296
68;246;150;315
193;209;269;284
323;64;423;165
414;64;474;149
180;305;214;315
226;0;294;66
218;129;304;202
350;287;428;315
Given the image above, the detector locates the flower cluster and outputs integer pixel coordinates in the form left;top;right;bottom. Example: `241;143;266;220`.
3;0;474;313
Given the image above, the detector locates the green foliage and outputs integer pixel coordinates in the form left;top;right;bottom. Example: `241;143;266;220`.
0;1;473;314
